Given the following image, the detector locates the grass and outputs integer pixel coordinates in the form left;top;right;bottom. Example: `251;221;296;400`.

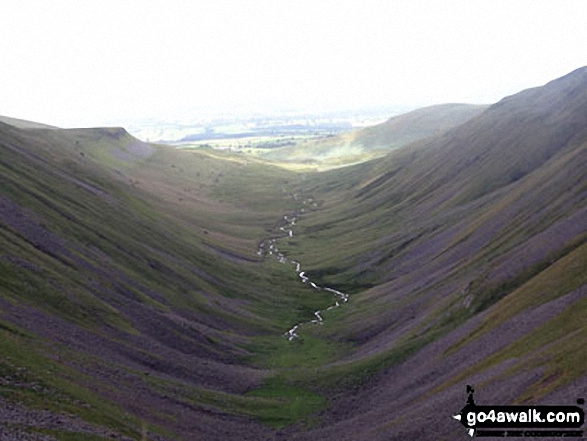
434;295;587;403
0;244;139;335
245;331;350;369
0;122;351;436
1;81;586;439
0;329;144;439
446;240;587;356
245;377;327;428
142;370;327;430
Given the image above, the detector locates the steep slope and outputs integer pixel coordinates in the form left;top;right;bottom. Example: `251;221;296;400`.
276;67;587;439
261;103;487;167
0;122;338;439
355;102;488;149
0;115;58;129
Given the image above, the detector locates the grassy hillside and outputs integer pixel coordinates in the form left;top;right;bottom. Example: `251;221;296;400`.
0;115;58;129
260;103;487;168
0;121;348;439
0;67;585;440
355;102;488;149
274;66;587;439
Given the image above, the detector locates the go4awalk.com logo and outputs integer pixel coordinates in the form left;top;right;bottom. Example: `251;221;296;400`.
453;386;585;437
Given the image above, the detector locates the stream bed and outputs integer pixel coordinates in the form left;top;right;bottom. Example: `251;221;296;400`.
257;196;349;340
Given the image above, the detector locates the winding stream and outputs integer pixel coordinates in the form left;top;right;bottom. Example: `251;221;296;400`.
257;196;349;341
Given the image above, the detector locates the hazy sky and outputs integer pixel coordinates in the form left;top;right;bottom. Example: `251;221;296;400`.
1;0;586;127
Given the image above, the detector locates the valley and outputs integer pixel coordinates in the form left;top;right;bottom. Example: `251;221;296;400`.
257;201;350;341
0;67;586;440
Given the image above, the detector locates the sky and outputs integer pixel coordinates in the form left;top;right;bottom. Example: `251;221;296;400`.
1;0;586;127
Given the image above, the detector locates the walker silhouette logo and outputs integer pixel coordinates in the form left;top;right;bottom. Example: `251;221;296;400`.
452;386;585;437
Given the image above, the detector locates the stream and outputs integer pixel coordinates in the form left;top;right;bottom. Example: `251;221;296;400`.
257;196;349;341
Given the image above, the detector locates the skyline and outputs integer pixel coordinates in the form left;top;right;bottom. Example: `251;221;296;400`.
1;0;586;128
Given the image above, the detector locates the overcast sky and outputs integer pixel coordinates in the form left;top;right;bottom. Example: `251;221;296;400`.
1;0;586;127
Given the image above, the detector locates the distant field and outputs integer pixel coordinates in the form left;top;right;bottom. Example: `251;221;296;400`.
174;133;377;171
175;103;488;171
175;133;314;154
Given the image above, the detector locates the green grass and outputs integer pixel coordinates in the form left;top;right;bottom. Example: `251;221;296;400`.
0;250;138;335
435;295;587;402
141;370;327;430
0;123;345;435
446;240;587;356
245;332;350;369
245;377;327;428
0;330;144;439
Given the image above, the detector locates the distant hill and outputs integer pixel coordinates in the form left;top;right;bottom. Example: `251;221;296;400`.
261;103;487;167
355;102;488;149
0;114;58;129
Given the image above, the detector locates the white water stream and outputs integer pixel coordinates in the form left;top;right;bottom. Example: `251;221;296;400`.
258;197;349;340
